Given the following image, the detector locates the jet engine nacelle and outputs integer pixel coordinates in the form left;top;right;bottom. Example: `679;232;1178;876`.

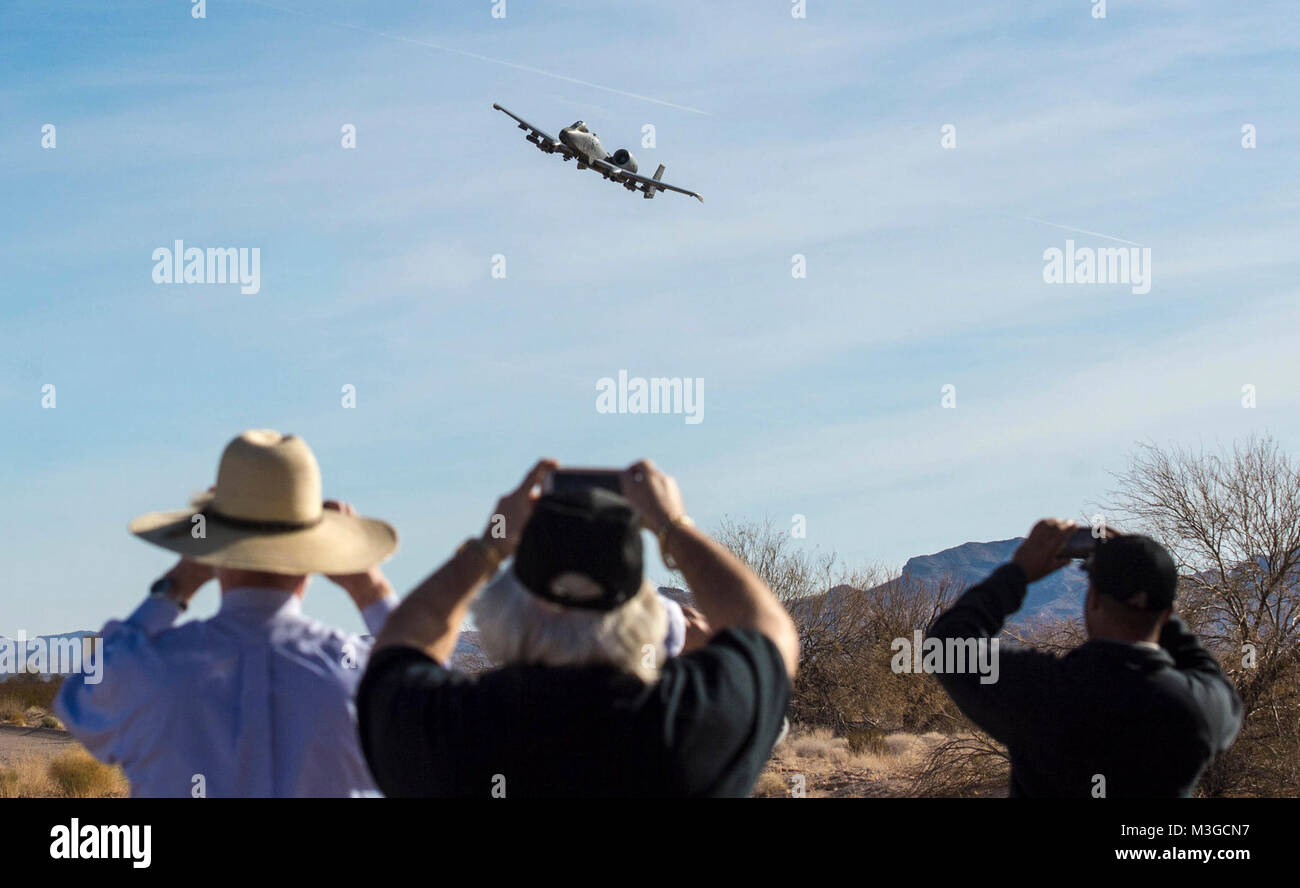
608;148;638;173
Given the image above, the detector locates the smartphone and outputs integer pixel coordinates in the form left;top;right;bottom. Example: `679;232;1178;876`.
1059;527;1099;559
544;467;623;495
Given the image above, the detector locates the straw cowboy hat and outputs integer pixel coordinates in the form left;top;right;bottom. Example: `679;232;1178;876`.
129;430;398;574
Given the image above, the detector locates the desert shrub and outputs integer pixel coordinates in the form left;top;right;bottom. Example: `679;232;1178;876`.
845;726;888;756
910;730;1010;798
0;696;27;726
0;674;64;711
751;771;789;798
701;518;961;735
46;747;128;798
791;727;843;760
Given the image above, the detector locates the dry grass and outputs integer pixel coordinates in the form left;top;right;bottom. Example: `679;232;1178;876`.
857;731;947;773
0;697;62;730
755;724;946;797
48;747;128;797
791;727;852;763
0;696;27;726
0;675;64;711
0;757;52;797
751;771;790;798
0;675;66;729
0;746;128;798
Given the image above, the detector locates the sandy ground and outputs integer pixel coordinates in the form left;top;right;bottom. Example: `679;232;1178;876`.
0;724;76;767
1;721;967;798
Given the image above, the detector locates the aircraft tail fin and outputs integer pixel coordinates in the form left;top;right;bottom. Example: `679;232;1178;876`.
653;164;666;181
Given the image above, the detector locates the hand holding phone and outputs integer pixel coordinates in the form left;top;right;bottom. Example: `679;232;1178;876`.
1059;527;1100;559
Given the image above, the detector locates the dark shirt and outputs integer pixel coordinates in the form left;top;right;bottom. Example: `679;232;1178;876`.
927;563;1242;798
356;627;790;798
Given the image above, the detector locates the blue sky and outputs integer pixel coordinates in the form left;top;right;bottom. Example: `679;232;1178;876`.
2;1;1298;634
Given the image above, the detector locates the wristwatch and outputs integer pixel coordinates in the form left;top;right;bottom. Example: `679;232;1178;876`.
149;576;188;611
657;514;695;569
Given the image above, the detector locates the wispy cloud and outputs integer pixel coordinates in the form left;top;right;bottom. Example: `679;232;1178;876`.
241;0;713;115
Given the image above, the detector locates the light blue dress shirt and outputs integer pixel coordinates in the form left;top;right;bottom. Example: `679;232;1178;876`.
55;587;396;798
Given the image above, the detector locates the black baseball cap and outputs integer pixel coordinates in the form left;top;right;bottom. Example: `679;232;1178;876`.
512;487;644;612
1088;534;1178;611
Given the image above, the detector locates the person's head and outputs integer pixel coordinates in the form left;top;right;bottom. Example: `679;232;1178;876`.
471;487;668;682
129;429;398;581
1082;534;1177;643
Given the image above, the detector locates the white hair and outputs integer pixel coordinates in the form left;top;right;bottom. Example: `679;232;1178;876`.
472;569;668;682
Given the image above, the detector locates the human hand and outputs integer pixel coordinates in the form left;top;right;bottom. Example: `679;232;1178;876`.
323;500;393;609
482;459;558;560
619;459;687;535
1012;518;1079;583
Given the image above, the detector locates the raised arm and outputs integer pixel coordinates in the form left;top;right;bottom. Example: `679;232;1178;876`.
55;559;213;763
926;519;1076;746
619;460;799;678
322;500;398;634
373;460;555;664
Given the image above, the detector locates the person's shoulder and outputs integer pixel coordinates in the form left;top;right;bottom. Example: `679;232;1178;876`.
1145;657;1232;719
144;619;224;661
362;644;471;691
98;620;225;697
662;626;790;691
681;626;786;664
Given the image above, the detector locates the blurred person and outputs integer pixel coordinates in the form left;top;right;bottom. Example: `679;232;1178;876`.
927;519;1242;797
658;592;688;657
357;459;798;798
657;594;712;657
56;430;399;797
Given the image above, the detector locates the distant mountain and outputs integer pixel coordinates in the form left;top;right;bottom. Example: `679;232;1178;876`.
901;538;1088;623
788;538;1088;627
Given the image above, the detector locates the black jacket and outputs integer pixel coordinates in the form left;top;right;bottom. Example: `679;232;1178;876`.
927;563;1242;797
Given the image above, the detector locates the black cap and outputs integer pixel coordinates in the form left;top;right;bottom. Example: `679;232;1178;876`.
1088;534;1178;611
512;488;644;612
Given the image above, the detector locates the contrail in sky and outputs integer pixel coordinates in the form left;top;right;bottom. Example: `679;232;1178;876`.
1018;215;1145;247
243;0;713;116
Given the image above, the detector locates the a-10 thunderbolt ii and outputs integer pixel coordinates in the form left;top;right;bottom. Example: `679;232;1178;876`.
493;103;703;202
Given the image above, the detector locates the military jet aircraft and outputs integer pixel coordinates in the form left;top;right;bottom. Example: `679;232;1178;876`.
493;103;703;202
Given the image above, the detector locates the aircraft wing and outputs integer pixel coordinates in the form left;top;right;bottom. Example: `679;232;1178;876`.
493;103;573;158
592;159;704;202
